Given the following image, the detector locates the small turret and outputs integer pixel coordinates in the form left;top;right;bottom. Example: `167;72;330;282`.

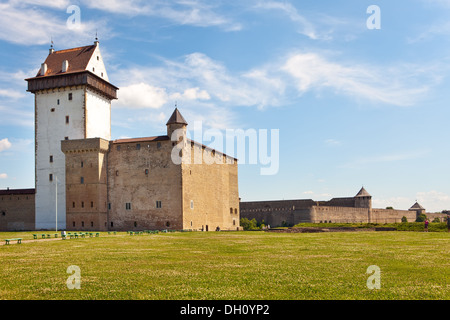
166;107;188;142
354;186;372;209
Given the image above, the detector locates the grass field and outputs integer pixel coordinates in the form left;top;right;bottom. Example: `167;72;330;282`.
0;230;449;300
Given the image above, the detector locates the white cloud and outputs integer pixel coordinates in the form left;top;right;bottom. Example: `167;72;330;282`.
0;2;111;46
0;89;26;99
82;0;242;31
282;52;434;106
341;150;429;169
170;87;211;101
416;190;450;212
115;83;169;109
324;139;341;146
0;173;7;179
0;138;12;152
253;1;318;39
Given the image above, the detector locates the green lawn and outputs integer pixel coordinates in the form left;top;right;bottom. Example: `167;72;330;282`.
0;230;449;300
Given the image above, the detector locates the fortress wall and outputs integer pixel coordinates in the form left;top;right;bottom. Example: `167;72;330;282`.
317;197;355;208
0;191;35;231
312;206;370;223
240;205;313;227
371;209;416;223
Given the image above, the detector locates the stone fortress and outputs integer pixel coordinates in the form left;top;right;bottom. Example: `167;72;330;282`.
0;41;240;232
240;187;447;227
0;41;447;231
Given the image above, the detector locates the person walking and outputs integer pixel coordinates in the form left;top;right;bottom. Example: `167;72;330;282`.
424;219;429;232
447;215;450;232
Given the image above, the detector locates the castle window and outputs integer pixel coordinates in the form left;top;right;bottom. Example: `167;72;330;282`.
82;221;84;227
134;221;137;227
72;202;75;208
136;143;141;150
81;161;84;168
111;222;114;227
66;116;69;124
233;219;236;226
57;99;60;105
156;201;162;209
145;169;149;175
116;170;119;176
51;108;55;112
80;177;84;184
92;67;95;72
49;174;53;181
49;155;53;163
126;203;131;210
65;137;69;140
157;142;161;149
166;221;170;227
235;208;238;214
116;145;121;151
1;211;5;216
91;201;94;208
81;202;84;208
91;222;94;227
230;208;233;214
97;56;99;61
101;72;104;77
68;93;72;100
108;203;111;210
190;200;194;209
73;221;75;227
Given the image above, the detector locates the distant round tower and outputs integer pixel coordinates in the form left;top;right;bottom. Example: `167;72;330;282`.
354;187;372;209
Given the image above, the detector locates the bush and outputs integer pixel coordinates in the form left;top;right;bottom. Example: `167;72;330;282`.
240;218;260;231
401;216;408;223
415;213;427;222
432;217;441;223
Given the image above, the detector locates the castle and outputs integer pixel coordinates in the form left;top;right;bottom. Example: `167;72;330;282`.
0;41;240;232
240;187;446;226
0;42;447;231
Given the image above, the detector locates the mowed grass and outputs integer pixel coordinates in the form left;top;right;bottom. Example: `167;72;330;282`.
0;230;449;300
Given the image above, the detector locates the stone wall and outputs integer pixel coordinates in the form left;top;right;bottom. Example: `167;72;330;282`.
0;189;35;231
181;142;240;231
63;138;109;231
107;137;183;231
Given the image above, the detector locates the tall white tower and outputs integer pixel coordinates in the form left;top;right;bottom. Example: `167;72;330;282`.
26;41;118;230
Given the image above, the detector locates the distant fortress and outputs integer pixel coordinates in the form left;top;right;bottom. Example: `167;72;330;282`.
239;187;447;227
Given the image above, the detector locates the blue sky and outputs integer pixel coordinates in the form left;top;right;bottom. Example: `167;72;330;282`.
0;0;449;212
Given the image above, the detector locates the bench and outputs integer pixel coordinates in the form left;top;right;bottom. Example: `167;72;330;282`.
5;238;22;245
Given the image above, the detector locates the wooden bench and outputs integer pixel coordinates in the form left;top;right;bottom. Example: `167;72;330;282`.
5;238;22;245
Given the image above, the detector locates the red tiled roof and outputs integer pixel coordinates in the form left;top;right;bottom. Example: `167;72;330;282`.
35;45;96;77
112;136;170;144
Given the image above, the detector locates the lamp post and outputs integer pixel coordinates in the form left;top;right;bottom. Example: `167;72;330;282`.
55;175;58;232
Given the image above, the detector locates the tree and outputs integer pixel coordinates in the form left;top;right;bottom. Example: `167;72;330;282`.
401;216;408;223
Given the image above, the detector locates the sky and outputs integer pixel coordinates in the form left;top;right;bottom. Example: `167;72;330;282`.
0;0;449;212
